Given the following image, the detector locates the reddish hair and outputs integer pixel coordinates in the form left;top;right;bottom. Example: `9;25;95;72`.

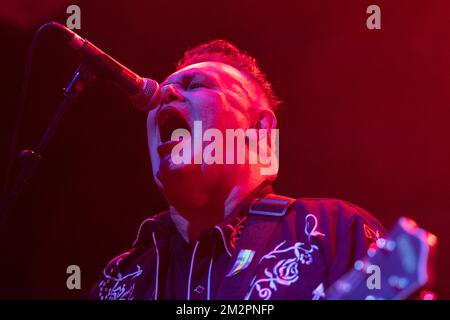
176;39;281;111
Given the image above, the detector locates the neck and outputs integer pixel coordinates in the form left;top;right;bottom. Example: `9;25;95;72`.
169;178;268;243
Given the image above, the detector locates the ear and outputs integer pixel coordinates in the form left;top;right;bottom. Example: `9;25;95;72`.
254;108;277;130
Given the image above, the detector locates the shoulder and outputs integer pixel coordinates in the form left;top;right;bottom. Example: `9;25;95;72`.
290;198;386;264
107;210;171;262
292;198;383;225
89;211;170;299
283;196;387;242
132;211;171;247
284;198;387;282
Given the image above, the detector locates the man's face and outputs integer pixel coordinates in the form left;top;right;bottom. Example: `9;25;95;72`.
147;61;266;194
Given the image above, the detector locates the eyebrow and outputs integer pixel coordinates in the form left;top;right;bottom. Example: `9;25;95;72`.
160;67;254;102
161;70;217;87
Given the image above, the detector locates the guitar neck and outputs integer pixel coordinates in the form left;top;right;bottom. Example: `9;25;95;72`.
325;217;437;300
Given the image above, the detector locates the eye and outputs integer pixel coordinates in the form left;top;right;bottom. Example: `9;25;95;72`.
188;81;206;90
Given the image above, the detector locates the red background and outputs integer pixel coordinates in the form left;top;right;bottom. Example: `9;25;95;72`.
0;0;449;299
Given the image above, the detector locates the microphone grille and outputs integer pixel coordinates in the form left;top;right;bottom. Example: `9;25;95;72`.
143;78;158;96
132;78;161;111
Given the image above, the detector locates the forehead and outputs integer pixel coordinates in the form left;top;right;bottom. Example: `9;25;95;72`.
161;61;252;86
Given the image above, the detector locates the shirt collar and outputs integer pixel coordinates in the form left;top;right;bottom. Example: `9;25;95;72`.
205;180;274;255
140;181;274;254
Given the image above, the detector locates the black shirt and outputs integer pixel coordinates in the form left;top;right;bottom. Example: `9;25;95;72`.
162;183;272;299
90;184;386;300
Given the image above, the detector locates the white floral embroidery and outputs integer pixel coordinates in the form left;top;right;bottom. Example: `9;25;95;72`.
98;264;143;300
244;241;316;300
305;214;326;241
312;282;325;300
244;214;325;300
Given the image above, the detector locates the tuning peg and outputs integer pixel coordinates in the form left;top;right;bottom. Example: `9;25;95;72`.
334;280;352;293
353;259;365;271
419;291;437;300
388;275;409;290
376;238;396;251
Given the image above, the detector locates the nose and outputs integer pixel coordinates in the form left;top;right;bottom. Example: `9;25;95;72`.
160;83;185;105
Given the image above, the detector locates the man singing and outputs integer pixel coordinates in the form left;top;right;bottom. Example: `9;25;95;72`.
89;40;386;300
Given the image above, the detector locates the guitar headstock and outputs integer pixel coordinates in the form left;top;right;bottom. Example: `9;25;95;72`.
326;217;438;300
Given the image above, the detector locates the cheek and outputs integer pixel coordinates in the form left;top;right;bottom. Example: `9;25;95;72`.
218;89;254;127
147;111;157;144
191;91;224;125
146;111;160;165
192;90;251;129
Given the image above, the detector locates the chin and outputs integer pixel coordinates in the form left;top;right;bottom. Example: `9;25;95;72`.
156;160;197;188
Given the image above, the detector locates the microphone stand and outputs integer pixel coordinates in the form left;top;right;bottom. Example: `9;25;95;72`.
0;62;95;226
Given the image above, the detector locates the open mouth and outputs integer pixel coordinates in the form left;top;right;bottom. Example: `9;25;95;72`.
157;107;191;143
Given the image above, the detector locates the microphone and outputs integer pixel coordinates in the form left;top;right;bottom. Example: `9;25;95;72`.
47;22;160;111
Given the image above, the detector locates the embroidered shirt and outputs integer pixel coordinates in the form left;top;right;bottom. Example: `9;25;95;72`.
160;190;260;300
89;187;386;300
